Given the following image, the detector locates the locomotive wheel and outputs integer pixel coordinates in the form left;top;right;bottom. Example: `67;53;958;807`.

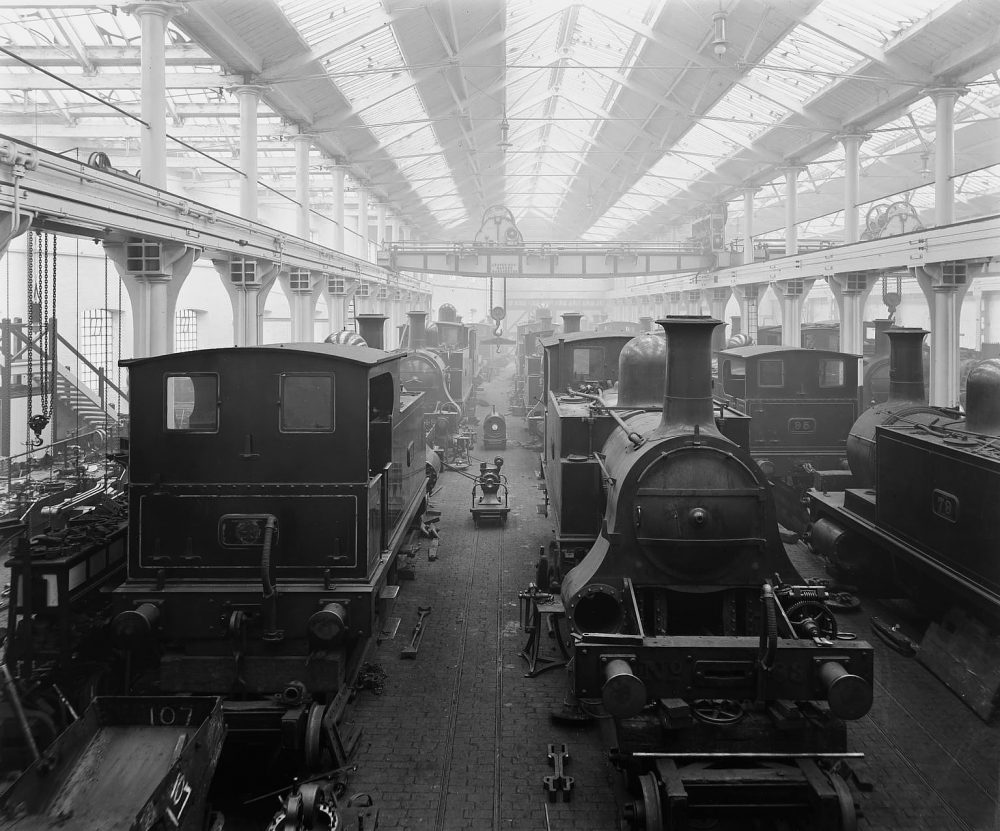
786;601;838;640
831;773;858;831
691;699;744;725
633;773;664;831
304;702;326;772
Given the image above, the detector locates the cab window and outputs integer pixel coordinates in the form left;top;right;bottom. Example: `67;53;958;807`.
722;359;746;397
758;360;784;388
281;374;335;432
572;347;605;380
166;374;218;431
818;359;846;388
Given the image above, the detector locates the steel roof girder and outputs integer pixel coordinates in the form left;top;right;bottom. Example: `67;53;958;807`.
0;145;420;289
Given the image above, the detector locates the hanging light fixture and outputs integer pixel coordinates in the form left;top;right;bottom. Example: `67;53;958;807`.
499;113;512;153
919;151;931;180
712;7;728;58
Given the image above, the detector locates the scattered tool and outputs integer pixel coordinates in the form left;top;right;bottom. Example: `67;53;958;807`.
543;743;573;802
400;606;432;659
871;616;918;657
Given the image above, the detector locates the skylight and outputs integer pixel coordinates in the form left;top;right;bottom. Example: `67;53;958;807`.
278;0;467;227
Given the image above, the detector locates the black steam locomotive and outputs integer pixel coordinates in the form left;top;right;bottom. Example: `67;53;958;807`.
2;334;438;829
112;340;429;738
556;317;874;829
809;328;1000;626
715;344;861;532
541;327;750;580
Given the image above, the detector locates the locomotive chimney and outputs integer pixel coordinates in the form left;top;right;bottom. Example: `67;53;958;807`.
355;314;388;350
658;316;722;435
965;358;1000;436
407;310;427;348
639;316;654;332
561;312;583;334
887;327;928;402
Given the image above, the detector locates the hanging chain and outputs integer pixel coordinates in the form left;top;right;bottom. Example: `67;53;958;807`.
881;270;902;322
26;230;34;444
26;231;55;446
40;231;50;418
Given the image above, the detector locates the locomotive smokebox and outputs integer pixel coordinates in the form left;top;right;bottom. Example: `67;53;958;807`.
407;310;428;348
657;316;723;436
965;358;1000;436
561;312;583;334
618;331;666;407
356;314;388;350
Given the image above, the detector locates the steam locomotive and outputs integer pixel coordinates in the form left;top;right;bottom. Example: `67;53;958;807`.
541;326;750;581
809;328;1000;625
2;325;440;828
555;317;874;830
511;309;557;418
715;344;861;532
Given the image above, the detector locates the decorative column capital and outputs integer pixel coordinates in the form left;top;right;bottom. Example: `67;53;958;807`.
227;83;266;99
835;129;872;145
924;84;970;102
123;1;185;20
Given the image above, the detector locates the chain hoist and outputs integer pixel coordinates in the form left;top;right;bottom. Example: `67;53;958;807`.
26;230;55;446
26;229;36;445
881;271;902;322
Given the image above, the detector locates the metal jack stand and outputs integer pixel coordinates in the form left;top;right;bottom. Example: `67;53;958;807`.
518;585;570;678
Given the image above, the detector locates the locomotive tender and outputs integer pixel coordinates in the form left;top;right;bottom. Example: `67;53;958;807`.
110;340;430;768
558;317;874;830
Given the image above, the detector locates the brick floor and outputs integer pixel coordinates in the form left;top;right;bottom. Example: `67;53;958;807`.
342;370;999;831
344;369;618;830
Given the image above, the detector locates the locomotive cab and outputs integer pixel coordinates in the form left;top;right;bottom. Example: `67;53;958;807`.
111;343;430;758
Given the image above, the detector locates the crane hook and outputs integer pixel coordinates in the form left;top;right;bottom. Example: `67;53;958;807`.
28;414;48;446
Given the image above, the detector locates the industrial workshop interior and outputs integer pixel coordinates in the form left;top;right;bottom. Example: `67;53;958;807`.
0;0;998;829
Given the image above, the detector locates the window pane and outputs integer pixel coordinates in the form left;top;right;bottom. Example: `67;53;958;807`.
818;359;845;388
758;360;784;387
166;374;218;431
572;347;604;380
175;309;198;352
81;308;113;391
281;374;335;431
